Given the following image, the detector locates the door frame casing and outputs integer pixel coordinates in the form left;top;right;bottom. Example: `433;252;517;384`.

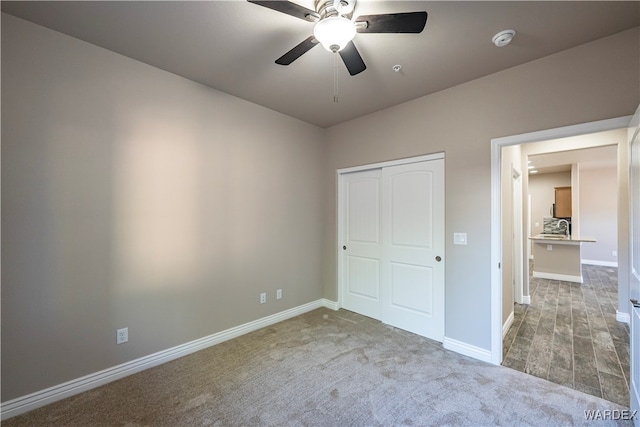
512;166;524;305
337;152;445;312
490;116;632;365
628;105;640;417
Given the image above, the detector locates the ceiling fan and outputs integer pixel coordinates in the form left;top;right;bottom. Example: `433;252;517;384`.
248;0;428;76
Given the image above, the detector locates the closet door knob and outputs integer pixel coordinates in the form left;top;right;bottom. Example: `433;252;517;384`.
343;245;347;250
435;256;442;262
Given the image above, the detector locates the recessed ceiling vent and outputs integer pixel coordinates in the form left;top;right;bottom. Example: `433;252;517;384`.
492;29;515;47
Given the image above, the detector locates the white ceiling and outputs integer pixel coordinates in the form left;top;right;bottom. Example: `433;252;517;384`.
2;1;639;128
528;143;618;175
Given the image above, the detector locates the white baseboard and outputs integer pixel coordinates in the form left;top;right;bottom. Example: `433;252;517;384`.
532;271;583;283
522;295;531;304
502;311;515;339
582;259;618;268
1;299;333;421
443;337;493;364
617;310;631;324
321;298;340;311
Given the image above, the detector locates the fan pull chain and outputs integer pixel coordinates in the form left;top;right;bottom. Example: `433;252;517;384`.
333;52;339;103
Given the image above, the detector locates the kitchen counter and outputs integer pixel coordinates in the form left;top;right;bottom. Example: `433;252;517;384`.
530;234;597;244
529;235;597;283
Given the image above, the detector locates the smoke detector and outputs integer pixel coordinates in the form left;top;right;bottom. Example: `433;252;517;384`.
492;30;516;47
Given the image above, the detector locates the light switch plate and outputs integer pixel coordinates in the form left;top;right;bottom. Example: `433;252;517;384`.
453;233;467;245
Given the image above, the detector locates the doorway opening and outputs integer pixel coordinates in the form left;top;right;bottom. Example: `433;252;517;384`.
490;116;633;405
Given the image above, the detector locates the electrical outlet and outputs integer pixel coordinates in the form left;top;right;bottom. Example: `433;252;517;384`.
547;245;553;251
260;292;266;304
116;327;128;345
276;289;282;300
612;250;617;257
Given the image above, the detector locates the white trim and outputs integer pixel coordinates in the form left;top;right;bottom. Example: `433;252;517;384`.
502;311;515;339
492;116;632;147
532;271;583;283
1;300;328;421
617;310;631;324
336;169;344;311
512;166;524;305
490;134;503;365
321;298;340;311
490;116;631;367
443;337;493;363
522;295;531;305
582;259;618;268
336;152;444;175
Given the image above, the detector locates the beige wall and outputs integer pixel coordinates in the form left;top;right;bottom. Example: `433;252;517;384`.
1;14;326;400
580;167;618;263
323;27;639;351
2;13;639;403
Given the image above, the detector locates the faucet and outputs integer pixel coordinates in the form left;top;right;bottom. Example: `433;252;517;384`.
557;219;570;238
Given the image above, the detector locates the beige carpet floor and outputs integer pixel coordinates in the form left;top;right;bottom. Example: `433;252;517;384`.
3;308;632;426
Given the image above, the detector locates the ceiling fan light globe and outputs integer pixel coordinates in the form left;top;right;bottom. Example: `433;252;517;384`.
313;16;356;52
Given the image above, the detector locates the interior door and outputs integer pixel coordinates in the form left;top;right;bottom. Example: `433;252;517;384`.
629;106;640;420
380;159;445;341
512;167;524;304
341;169;382;320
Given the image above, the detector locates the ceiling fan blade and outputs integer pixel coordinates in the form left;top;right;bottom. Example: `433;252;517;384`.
247;0;319;21
275;36;319;65
355;11;427;33
339;41;366;76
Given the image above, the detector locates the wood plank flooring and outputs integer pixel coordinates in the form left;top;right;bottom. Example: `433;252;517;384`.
503;264;630;406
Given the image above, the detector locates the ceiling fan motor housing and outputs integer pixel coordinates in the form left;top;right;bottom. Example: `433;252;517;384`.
315;0;356;19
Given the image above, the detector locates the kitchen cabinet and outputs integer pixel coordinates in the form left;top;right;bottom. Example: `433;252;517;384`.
554;186;572;218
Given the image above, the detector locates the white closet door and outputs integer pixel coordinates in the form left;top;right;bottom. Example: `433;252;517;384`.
381;159;445;341
341;169;382;320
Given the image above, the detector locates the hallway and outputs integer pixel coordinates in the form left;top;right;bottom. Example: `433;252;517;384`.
502;264;630;406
